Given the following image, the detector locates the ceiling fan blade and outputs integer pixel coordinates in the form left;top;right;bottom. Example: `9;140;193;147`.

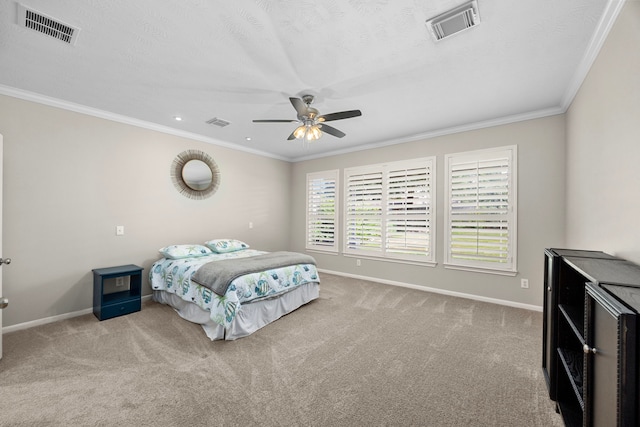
290;97;308;116
319;124;346;138
318;109;362;122
287;131;297;140
253;119;299;123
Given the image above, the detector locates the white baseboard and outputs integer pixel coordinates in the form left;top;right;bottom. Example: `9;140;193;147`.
318;269;543;312
3;274;542;335
2;295;154;334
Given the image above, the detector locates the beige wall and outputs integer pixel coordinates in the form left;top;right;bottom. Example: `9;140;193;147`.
0;95;292;327
565;1;640;264
291;115;566;307
3;1;635;328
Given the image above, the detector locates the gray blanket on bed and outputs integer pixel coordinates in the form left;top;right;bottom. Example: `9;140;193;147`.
191;251;316;297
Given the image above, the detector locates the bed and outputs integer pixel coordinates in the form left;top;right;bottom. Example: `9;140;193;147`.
149;240;320;340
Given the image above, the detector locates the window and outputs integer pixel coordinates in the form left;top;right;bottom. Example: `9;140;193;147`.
444;146;517;275
344;157;436;264
306;170;339;252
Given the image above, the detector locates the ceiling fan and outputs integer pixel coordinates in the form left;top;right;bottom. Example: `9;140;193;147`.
253;95;362;141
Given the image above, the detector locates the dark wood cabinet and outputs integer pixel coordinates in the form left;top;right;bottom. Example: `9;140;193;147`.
543;249;640;426
542;249;617;402
584;283;637;427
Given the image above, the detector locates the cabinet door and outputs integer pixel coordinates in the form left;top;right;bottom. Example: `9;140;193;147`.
584;283;637;427
542;250;559;399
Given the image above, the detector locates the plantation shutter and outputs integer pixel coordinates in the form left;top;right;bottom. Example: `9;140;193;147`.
386;164;432;258
345;158;435;263
445;147;517;273
306;170;339;252
345;169;383;254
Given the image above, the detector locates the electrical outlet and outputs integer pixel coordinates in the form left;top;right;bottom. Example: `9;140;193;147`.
116;225;124;236
115;277;125;287
249;222;253;229
356;259;361;267
521;278;529;289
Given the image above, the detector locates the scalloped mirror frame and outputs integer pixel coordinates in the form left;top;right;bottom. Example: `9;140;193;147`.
170;149;220;200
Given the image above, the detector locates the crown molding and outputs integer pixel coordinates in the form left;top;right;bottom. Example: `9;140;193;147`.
560;0;627;109
1;0;625;165
292;106;564;162
0;85;290;162
294;0;627;163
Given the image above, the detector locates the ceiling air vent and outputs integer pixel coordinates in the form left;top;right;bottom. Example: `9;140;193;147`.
205;117;231;127
17;3;80;45
426;1;480;41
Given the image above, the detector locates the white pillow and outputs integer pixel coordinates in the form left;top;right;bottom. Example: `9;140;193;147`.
204;239;250;254
159;244;212;259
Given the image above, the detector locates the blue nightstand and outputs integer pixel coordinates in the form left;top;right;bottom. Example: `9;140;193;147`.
92;264;143;320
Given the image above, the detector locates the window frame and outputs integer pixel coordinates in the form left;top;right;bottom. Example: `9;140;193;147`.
443;145;518;276
343;157;436;265
305;169;340;253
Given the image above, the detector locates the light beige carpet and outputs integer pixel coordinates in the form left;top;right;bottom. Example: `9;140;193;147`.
0;273;562;426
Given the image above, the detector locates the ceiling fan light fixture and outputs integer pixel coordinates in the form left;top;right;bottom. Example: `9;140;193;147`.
293;124;322;141
293;125;307;139
307;125;322;141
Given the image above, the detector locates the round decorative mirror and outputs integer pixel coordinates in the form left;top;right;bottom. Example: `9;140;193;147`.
182;159;213;190
170;149;220;199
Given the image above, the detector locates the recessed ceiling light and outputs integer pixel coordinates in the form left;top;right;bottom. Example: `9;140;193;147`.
245;137;252;141
174;116;183;121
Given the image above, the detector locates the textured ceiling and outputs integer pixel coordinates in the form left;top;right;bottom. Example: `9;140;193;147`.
0;0;617;161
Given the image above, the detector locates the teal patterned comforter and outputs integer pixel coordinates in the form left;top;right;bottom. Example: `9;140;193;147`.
149;249;319;327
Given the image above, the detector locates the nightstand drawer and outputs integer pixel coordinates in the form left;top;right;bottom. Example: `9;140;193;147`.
100;299;140;320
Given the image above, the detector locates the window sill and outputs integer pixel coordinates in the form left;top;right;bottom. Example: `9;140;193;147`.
443;263;517;276
306;249;340;256
343;254;437;268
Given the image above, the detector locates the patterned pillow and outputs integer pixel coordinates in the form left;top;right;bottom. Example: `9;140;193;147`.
205;239;250;254
159;244;212;260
